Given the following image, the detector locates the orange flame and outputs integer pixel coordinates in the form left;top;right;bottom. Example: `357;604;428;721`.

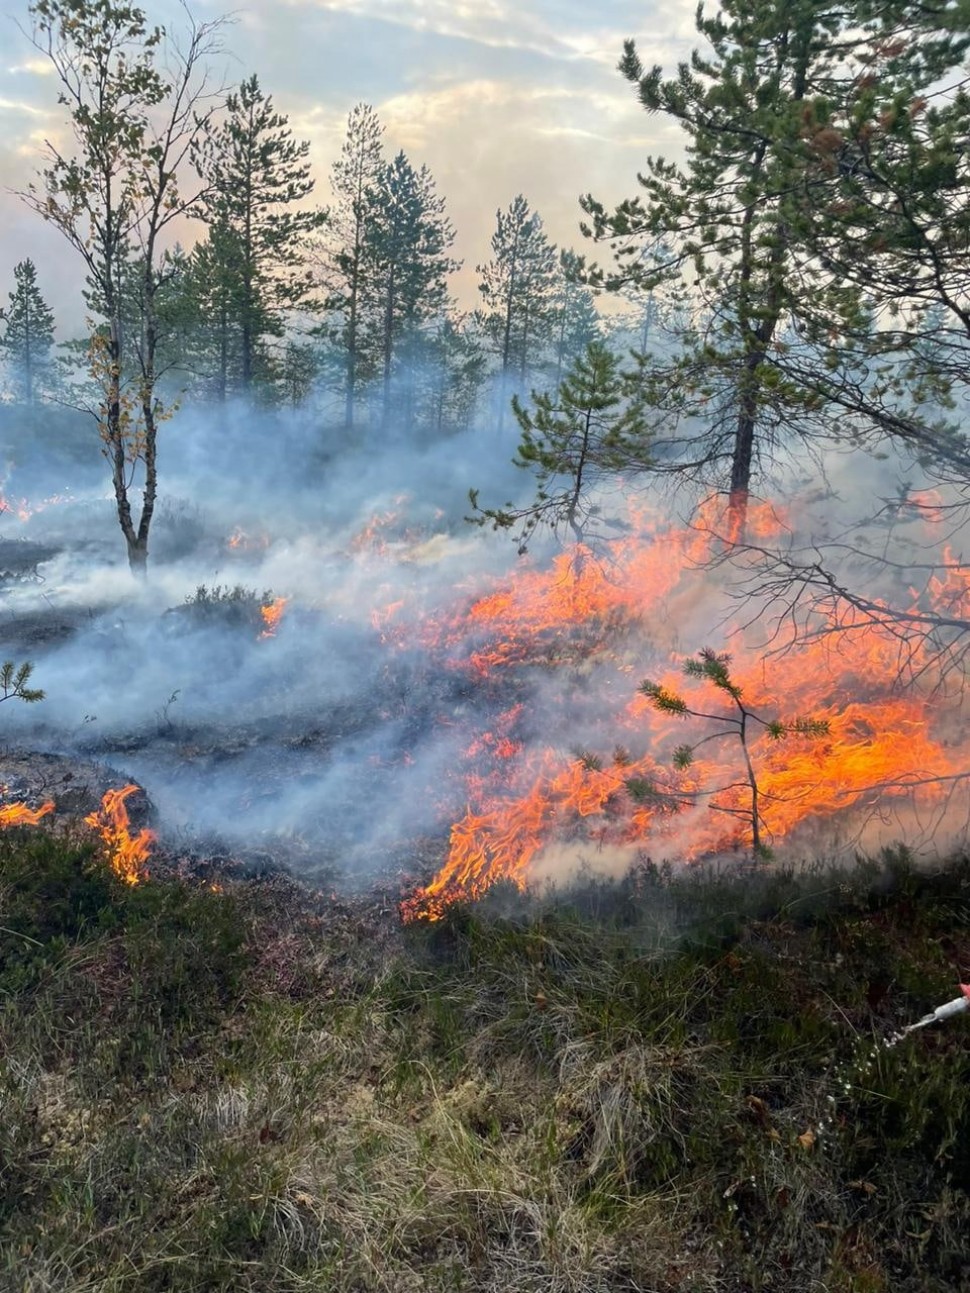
259;596;290;639
400;495;970;921
0;490;75;522
0;800;55;826
84;785;154;885
349;494;413;555
0;493;32;522
227;526;271;552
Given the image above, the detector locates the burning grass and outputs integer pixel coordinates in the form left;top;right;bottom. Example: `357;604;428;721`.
0;799;54;826
83;783;155;884
395;497;970;920
2;828;970;1292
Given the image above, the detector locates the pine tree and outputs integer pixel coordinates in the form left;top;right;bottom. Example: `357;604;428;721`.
549;250;601;387
580;0;969;532
320;104;386;432
633;648;828;858
362;151;460;431
185;222;249;400
279;339;321;408
788;22;970;464
0;259;55;406
193;74;326;397
477;196;558;405
414;313;488;439
470;339;651;552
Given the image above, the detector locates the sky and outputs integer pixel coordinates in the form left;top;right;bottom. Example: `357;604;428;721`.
0;0;699;331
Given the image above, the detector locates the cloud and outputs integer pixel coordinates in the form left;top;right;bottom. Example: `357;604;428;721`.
0;0;700;322
272;0;697;72
278;0;595;62
6;58;55;77
0;97;47;117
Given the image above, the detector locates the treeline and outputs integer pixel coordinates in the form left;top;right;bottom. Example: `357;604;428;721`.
0;84;602;442
5;0;970;585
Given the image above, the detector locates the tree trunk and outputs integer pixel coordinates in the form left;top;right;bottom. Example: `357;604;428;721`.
24;297;33;408
345;245;360;432
727;374;758;540
127;535;149;575
381;267;395;428
497;237;519;435
218;302;228;403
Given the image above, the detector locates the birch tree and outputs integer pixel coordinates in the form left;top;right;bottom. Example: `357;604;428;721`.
24;0;225;574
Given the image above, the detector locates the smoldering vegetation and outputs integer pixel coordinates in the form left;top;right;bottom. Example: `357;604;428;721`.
0;401;528;871
3;393;970;889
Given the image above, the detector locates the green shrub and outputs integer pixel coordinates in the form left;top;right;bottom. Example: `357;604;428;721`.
173;584;273;632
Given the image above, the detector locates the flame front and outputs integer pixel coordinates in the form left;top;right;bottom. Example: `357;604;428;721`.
400;496;970;921
84;785;154;885
0;800;55;827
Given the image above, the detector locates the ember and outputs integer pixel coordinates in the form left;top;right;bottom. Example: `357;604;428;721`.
0;490;76;523
84;785;154;885
0;494;32;523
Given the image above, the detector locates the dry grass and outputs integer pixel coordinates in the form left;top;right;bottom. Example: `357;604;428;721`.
2;835;970;1291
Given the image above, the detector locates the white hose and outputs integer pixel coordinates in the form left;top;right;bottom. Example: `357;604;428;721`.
930;995;970;1023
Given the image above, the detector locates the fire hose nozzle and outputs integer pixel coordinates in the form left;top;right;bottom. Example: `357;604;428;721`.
931;994;970;1023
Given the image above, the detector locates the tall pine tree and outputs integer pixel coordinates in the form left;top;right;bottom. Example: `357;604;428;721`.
363;151;460;431
321;103;386;432
192;75;325;397
549;250;601;388
477;196;558;404
0;259;55;406
581;0;970;532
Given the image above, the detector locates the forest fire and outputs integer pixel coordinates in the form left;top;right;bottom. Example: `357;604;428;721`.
259;596;290;638
0;800;55;826
400;498;970;922
84;785;155;885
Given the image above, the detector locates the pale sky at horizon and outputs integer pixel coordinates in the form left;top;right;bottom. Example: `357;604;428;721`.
0;0;699;333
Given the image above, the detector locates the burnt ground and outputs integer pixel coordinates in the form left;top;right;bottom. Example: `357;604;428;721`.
0;552;484;889
0;508;655;893
0;738;447;897
0;749;148;821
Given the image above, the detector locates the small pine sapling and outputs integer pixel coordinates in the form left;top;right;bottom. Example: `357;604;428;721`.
469;340;652;554
634;647;828;858
0;661;44;706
